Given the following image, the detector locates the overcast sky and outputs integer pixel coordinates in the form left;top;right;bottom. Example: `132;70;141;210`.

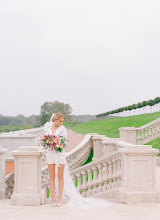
0;0;160;117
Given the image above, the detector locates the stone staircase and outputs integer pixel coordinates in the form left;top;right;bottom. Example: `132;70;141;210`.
1;117;160;204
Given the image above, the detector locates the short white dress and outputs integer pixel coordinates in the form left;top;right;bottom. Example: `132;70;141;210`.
43;124;67;166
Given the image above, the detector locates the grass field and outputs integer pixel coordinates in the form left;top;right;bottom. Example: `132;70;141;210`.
64;112;160;157
66;112;160;137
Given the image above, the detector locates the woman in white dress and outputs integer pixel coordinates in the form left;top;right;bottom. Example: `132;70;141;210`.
43;112;67;207
43;112;113;209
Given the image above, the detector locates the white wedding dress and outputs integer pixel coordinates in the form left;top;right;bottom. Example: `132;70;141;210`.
42;118;113;209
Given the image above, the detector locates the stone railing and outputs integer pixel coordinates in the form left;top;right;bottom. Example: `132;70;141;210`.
71;140;159;203
70;150;122;197
119;117;160;145
41;137;159;203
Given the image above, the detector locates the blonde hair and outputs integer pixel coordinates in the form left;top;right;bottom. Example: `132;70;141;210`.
51;112;64;122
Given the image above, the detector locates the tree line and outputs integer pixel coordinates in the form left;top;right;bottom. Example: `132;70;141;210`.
0;101;96;127
96;96;160;118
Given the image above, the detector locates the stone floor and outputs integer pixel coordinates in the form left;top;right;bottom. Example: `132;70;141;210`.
1;198;160;220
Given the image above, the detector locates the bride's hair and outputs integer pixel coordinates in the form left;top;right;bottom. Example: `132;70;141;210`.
51;112;64;122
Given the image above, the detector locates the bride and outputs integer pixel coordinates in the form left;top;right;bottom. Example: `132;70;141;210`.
42;112;112;209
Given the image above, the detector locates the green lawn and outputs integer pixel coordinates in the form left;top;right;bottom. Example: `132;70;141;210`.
66;112;160;157
67;112;160;138
0;124;36;133
145;137;160;157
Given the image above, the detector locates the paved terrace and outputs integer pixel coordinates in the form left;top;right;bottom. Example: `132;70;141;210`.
1;198;160;220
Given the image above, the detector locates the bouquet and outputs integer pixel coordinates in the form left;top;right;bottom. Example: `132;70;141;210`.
40;134;67;152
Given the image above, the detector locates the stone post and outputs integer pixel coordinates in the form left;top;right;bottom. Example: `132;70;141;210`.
92;135;106;161
119;143;159;203
102;138;120;156
0;146;8;199
119;127;137;144
11;146;45;205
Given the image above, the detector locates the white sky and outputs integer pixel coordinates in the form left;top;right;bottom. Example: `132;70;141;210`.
0;0;160;116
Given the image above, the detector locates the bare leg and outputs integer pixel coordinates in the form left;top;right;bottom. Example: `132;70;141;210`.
58;164;65;204
48;164;56;203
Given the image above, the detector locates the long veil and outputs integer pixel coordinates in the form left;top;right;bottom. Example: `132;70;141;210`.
44;113;113;209
51;159;113;209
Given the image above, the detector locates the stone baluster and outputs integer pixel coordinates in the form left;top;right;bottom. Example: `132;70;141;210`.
112;158;117;188
0;146;8;200
153;125;156;136
91;166;98;195
72;174;76;187
102;162;108;191
115;157;119;188
140;130;144;143
119;156;122;187
116;156;121;187
81;170;87;197
97;164;103;193
107;161;113;190
76;173;82;193
86;168;92;197
149;127;152;138
155;125;158;136
144;128;148;142
137;131;141;144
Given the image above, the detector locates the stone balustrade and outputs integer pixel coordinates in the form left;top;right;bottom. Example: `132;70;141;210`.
70;150;122;197
70;140;159;203
119;117;160;145
2;132;160;204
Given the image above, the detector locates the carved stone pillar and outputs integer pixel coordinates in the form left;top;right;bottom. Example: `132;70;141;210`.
119;144;159;203
119;127;137;144
11;146;45;205
92;135;106;161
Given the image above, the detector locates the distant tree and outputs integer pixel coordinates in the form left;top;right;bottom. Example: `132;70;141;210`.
40;101;72;125
154;97;160;104
148;99;154;113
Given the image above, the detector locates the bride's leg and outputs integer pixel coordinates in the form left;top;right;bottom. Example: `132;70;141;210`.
58;164;65;204
48;164;56;203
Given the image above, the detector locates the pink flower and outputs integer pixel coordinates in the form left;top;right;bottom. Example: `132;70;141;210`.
59;144;63;149
41;136;45;141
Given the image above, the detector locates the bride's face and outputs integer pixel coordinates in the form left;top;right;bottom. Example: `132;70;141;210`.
54;117;64;127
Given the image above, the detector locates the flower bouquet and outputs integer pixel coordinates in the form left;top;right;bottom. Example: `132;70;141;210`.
40;134;67;152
